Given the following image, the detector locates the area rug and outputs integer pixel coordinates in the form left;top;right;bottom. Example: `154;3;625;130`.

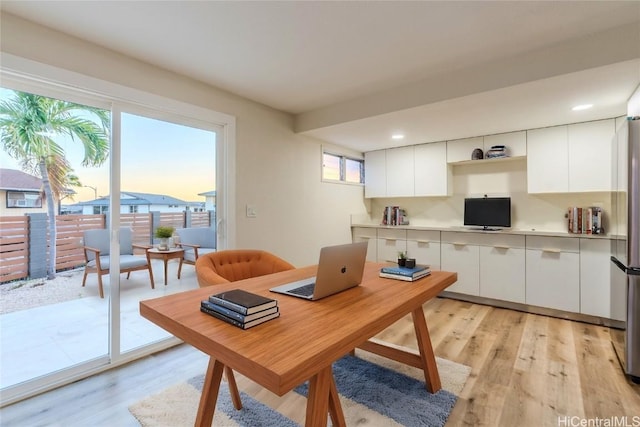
129;350;471;427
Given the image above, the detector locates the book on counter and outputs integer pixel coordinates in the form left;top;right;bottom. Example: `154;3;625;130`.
200;301;280;329
379;264;431;282
201;299;279;323
208;289;277;315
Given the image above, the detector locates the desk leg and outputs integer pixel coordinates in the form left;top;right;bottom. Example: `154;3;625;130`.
305;365;346;427
412;307;441;393
195;357;224;427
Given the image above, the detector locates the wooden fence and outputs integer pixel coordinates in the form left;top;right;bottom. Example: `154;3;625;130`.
0;211;213;283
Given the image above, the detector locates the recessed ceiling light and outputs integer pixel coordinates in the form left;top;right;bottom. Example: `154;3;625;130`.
391;133;405;140
572;104;593;111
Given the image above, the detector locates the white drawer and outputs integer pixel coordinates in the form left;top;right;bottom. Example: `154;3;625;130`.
526;235;579;253
406;230;440;243
377;228;407;241
352;227;377;240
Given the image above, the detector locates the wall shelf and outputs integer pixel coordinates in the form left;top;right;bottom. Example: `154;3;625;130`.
449;155;526;166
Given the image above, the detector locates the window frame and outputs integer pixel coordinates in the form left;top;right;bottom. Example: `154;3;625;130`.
322;151;364;185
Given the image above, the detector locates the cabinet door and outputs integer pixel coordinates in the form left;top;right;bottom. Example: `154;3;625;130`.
580;238;615;318
527;126;569;193
364;150;386;198
479;235;526;303
568;119;615;192
414;142;451;196
441;242;480;296
352;227;378;262
447;137;483;163
525;239;579;312
406;230;440;270
386;146;415;197
484;131;526;157
376;229;407;263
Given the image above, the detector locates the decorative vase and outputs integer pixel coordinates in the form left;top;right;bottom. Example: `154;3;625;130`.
158;238;169;251
405;258;416;269
398;258;406;267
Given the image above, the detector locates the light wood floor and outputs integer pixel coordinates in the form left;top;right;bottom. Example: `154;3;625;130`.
2;297;639;426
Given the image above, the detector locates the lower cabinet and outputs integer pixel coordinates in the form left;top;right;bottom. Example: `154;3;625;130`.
479;234;526;304
376;228;407;263
580;238;625;320
352;227;378;262
441;232;480;296
525;236;580;312
406;230;441;270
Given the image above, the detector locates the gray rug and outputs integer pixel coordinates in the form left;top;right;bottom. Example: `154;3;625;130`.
129;350;470;426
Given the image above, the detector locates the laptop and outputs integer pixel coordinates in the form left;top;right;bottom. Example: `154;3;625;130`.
269;242;368;300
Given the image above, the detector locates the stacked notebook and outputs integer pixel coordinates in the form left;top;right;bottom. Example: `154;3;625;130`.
379;264;431;282
200;289;280;329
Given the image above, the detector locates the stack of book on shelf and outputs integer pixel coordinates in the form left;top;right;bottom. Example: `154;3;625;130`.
200;289;280;329
379;264;431;282
568;206;604;234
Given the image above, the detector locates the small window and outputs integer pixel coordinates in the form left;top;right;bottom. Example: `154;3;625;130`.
322;152;364;184
129;205;139;213
93;205;108;214
6;191;42;208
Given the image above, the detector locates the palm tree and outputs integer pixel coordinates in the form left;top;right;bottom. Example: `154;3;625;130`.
0;90;109;279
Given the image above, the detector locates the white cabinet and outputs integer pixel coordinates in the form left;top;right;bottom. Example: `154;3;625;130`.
447;137;484;163
352;227;378;262
364;150;386;198
414;142;451;196
386;146;415;197
527;125;569;193
406;230;441;270
484;131;527;157
479;234;526;304
580;238;624;320
441;232;481;296
527;119;615;193
376;228;407;263
568;120;615;192
525;236;580;312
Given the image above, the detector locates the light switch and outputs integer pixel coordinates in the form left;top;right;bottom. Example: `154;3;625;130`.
246;204;257;218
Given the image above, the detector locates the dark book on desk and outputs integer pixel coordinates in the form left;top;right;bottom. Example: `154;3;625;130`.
379;270;431;282
208;289;277;315
201;300;278;323
200;304;280;329
380;265;430;277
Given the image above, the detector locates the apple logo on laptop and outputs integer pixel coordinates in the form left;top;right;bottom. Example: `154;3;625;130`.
341;266;347;274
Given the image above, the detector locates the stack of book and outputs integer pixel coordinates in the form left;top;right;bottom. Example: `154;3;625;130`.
379;264;431;282
568;206;604;234
200;289;280;329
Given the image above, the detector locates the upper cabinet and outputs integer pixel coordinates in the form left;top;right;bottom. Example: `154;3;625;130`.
527;119;615;193
414;141;451;197
386;146;415;197
447;137;484;163
364;150;386;198
364;142;450;198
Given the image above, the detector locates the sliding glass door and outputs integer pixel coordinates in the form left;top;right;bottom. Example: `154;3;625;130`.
0;76;228;405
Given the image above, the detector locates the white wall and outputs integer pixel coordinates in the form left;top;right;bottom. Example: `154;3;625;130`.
368;158;613;233
0;13;369;266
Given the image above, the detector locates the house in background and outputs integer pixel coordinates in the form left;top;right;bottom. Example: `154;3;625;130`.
0;168;46;216
198;190;216;212
71;191;190;214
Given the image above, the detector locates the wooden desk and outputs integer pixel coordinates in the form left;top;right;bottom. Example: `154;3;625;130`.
146;248;185;286
140;262;457;427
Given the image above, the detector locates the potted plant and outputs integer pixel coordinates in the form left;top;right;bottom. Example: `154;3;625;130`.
155;226;175;251
397;251;407;267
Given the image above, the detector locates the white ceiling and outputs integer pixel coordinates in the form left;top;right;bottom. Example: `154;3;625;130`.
2;1;639;152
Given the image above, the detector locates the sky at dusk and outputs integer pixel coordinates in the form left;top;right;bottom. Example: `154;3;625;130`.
0;88;216;203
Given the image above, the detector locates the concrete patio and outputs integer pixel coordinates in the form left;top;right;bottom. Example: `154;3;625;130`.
0;257;200;389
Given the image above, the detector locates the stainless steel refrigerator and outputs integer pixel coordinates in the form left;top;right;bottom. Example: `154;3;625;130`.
611;117;640;384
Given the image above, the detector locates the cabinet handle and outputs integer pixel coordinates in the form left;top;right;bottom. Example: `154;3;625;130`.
493;245;510;250
453;242;467;247
416;240;430;244
541;248;561;254
385;238;397;242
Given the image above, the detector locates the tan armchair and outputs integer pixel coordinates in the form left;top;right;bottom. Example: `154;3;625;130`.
82;227;154;298
195;249;295;287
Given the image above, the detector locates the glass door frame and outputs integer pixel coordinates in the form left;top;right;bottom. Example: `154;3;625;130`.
0;53;236;405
